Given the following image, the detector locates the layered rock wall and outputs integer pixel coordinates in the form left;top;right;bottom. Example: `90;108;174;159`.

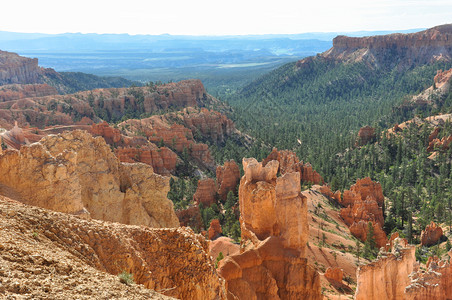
355;242;416;300
0;50;44;85
0;130;179;228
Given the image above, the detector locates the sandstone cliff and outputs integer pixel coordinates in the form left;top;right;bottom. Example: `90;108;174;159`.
355;239;452;300
0;130;179;228
321;24;452;68
405;251;452;300
218;157;321;299
0;50;45;85
355;239;416;300
0;195;223;299
193;178;217;207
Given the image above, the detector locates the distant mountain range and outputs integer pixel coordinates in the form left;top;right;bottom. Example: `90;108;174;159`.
0;29;423;91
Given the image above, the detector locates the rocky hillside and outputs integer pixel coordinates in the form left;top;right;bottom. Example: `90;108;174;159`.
0;195;222;299
0;50;135;93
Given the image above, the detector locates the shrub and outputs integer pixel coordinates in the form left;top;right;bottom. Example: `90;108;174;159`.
118;271;134;285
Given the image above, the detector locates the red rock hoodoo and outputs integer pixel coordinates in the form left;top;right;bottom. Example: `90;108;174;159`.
262;148;324;184
193;178;217;207
216;160;240;201
420;221;443;246
218;157;321;299
208;219;222;240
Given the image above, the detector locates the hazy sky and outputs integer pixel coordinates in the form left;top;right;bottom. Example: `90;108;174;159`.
2;0;451;35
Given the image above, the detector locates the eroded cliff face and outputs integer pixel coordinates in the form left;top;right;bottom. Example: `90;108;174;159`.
321;24;452;68
0;130;179;228
218;157;321;299
355;241;452;300
0;51;45;85
405;251;452;300
0;195;223;299
0;84;58;102
355;239;416;300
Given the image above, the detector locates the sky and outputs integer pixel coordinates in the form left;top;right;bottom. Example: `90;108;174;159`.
1;0;451;35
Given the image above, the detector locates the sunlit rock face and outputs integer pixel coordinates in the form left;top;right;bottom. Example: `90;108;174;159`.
218;156;322;300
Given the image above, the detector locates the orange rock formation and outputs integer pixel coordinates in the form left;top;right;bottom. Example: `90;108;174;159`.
262;148;324;184
218;157;321;299
356;126;376;146
0;130;179;228
324;267;343;283
176;205;203;232
216;160;240;201
208;219;223;240
355;238;415;300
420;221;444;246
405;251;452;300
339;177;386;248
0;83;57;102
193;178;217;207
321;24;452;68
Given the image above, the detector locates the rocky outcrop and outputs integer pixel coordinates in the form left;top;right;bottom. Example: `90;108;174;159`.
216;160;240;201
0;195;223;299
356;126;376;146
355;236;452;300
355;239;416;300
324;267;343;284
0;84;57;102
349;221;387;250
420;221;443;246
182;108;235;144
342;177;384;207
90;121;122;144
115;146;178;176
262;148;324;184
318;184;341;203
321;24;452;68
121;116;215;170
208;219;223;240
193;178;217;207
0;130;179;228
339;178;386;248
405;251;452;300
218;156;321;299
427;135;452;152
209;237;240;262
0;50;44;85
